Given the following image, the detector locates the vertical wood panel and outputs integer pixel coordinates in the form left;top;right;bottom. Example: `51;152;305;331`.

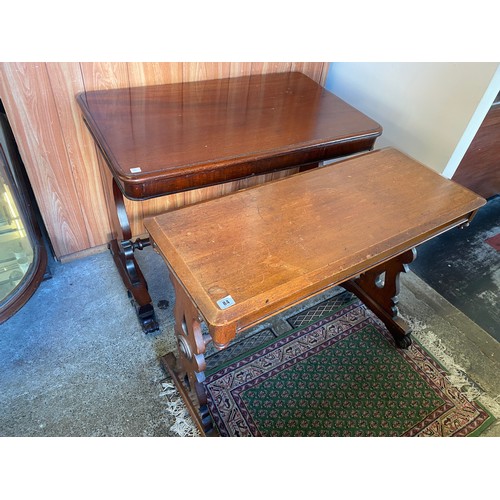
127;62;183;87
0;62;90;257
78;62;147;236
45;62;110;247
291;62;328;85
79;62;131;91
0;62;328;258
230;62;254;77
182;62;231;82
250;62;293;74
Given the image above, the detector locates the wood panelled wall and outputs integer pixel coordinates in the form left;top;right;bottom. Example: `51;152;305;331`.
0;62;328;260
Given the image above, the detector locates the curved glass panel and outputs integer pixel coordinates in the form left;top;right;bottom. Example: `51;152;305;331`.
0;147;34;302
0;110;47;323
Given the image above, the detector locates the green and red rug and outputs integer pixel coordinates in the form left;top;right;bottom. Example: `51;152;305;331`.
203;293;495;437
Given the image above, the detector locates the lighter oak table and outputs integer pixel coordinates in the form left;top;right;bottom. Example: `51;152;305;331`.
145;147;486;435
77;72;382;333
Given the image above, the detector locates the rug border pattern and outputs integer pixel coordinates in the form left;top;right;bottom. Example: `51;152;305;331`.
205;301;494;437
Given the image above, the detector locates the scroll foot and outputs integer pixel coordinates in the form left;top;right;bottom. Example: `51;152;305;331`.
162;273;216;436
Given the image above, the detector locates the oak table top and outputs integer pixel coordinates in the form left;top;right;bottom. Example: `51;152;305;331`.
145;147;485;347
77;72;382;200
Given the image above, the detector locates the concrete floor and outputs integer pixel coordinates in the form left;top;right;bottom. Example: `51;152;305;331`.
411;195;500;341
0;245;499;437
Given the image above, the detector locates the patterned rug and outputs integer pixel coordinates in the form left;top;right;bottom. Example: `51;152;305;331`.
485;233;500;251
204;293;495;437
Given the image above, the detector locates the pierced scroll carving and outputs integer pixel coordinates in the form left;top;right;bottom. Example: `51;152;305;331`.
166;273;215;435
343;248;417;348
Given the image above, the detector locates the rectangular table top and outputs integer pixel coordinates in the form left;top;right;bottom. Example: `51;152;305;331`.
77;72;382;200
145;148;485;345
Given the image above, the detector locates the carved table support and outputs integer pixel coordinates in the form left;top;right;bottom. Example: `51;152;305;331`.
342;248;417;348
160;273;215;436
108;178;159;334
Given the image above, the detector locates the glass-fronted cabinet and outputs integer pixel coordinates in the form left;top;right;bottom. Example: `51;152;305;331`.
0;109;48;323
0;148;34;299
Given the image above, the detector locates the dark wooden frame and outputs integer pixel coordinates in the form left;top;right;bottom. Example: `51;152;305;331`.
0;128;47;324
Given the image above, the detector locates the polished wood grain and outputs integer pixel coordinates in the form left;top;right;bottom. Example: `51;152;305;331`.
77;71;382;200
145;147;485;348
453;102;500;199
78;69;378;333
79;62;147;238
0;62;328;259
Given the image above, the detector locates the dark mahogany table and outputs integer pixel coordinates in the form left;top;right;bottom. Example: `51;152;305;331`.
77;71;382;333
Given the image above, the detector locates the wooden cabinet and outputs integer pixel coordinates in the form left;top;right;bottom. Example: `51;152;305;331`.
453;94;500;199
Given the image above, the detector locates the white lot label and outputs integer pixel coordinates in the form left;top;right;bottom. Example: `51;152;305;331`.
217;295;236;309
